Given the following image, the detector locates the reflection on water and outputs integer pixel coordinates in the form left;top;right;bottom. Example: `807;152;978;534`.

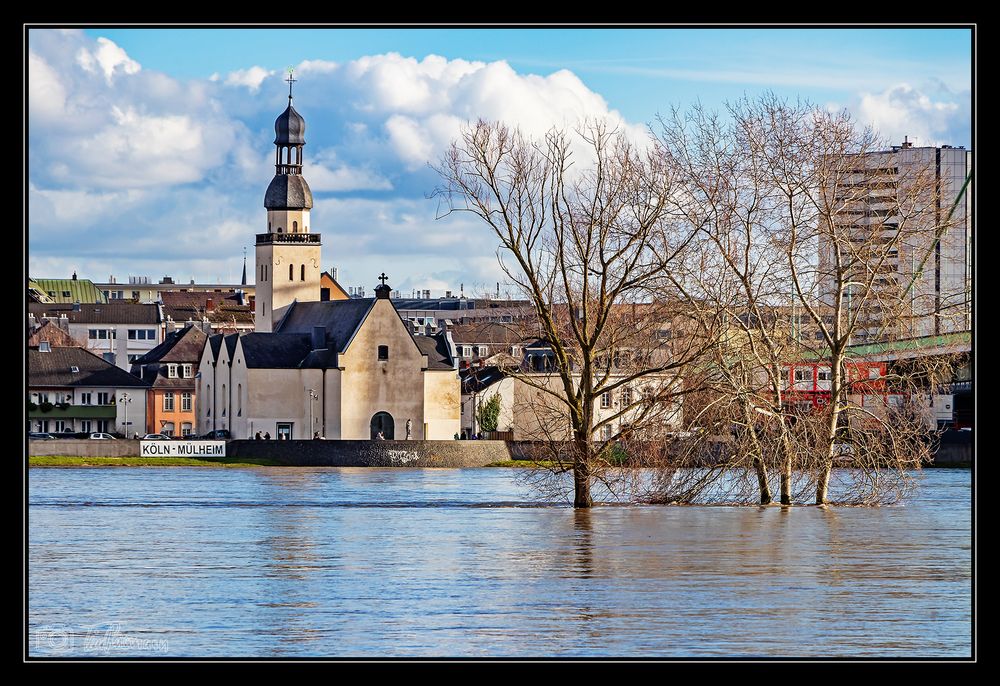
28;467;971;657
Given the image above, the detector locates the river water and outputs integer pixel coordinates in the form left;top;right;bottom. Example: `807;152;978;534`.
28;467;972;658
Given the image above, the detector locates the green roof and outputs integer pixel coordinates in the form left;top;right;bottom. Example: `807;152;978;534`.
30;279;108;304
801;331;971;361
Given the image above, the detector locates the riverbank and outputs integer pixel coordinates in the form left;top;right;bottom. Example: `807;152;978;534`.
28;455;966;469
28;455;282;467
27;455;557;468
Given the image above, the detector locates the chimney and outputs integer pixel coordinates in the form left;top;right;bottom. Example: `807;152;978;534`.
165;315;176;334
901;136;913;149
311;325;327;350
445;291;453;299
72;271;78;281
423;289;431;300
206;298;215;313
57;314;70;332
331;267;339;282
28;313;37;330
72;302;81;312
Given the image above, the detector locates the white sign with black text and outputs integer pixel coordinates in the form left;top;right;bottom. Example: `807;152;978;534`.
140;441;226;457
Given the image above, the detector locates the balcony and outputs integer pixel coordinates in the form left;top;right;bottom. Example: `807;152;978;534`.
27;404;117;419
256;233;322;245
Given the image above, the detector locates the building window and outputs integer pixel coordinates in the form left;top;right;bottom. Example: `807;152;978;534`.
163;392;175;412
132;291;140;300
478;346;488;357
293;220;298;232
167;364;178;378
378;345;389;361
276;422;293;440
461;346;472;358
301;264;305;281
237;384;242;415
818;370;832;381
55;420;67;433
182;364;193;378
289;264;294;281
868;368;881;380
36;420;49;433
277;226;283;233
794;369;813;382
621;386;632;407
601;425;613;440
97;392;110;405
80;392;92;405
181;423;193;436
205;385;211;415
162;422;175;437
96;420;109;433
39;341;51;352
61;291;71;298
600;392;612;409
103;352;115;364
181;392;192;412
80;420;92;433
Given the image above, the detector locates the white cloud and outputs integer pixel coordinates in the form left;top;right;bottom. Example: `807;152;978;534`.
76;37;140;85
224;66;274;92
28;51;66;121
856;83;968;147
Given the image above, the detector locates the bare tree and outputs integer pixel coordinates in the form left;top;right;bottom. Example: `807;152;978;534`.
434;120;709;508
655;94;962;506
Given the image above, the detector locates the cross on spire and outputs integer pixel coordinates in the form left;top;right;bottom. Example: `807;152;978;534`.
285;67;297;102
378;272;388;286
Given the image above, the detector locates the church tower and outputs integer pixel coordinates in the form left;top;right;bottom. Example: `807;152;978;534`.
255;73;322;332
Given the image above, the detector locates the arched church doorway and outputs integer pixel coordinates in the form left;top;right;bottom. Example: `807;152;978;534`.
370;412;394;440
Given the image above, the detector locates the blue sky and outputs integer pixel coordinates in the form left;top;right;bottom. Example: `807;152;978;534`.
28;27;972;294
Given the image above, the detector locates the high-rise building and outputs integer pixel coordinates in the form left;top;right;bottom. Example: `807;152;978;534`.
819;139;972;340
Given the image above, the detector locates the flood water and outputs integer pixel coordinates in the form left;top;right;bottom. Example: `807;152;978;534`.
28;467;971;658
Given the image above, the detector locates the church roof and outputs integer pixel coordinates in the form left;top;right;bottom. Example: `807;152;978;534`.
414;334;455;370
275;299;376;352
274;103;306;146
207;333;223;362
240;333;315;369
264;174;313;210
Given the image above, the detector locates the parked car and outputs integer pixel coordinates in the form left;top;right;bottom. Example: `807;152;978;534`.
28;432;57;440
142;433;172;440
88;433;117;440
201;429;232;440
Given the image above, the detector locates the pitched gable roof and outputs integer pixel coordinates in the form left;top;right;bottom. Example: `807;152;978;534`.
28;302;160;324
274;299;375;352
239;333;315;369
29;346;149;388
27;321;80;347
414;333;456;370
133;325;207;365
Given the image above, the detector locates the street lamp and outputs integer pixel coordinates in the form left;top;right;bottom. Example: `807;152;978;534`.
307;389;319;438
119;392;131;437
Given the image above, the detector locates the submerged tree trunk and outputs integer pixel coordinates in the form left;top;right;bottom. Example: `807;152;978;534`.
753;456;772;505
573;437;593;509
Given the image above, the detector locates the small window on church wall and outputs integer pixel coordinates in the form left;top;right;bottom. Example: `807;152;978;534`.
378;345;389;361
277;227;283;233
289;264;294;281
301;265;305;281
268;221;271;231
293;221;298;233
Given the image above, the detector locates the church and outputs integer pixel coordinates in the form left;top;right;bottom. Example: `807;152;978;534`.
197;81;461;440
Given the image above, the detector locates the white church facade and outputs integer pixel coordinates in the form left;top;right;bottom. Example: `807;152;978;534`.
197;81;461;440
